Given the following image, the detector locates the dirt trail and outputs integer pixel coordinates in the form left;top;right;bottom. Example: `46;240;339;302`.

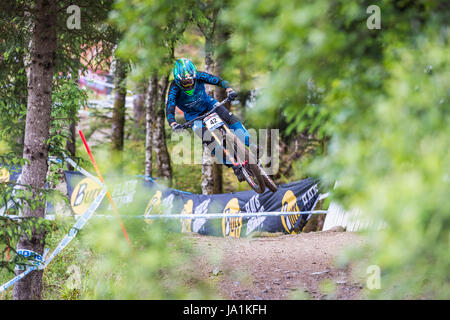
185;230;365;300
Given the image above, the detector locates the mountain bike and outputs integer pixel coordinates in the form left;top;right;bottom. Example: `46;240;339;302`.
179;97;278;194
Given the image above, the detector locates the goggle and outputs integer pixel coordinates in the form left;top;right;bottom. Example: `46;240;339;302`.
180;76;195;90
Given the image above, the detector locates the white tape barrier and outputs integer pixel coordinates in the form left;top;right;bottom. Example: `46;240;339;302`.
43;188;107;268
0;265;36;293
0;188;107;293
3;210;328;221
0;249;50;293
141;210;328;220
49;154;103;187
0;199;18;216
14;249;48;271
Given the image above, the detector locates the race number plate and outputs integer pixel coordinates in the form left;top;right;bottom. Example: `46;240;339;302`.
204;112;224;131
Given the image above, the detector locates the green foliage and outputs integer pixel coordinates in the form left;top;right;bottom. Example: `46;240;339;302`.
80;216;218;299
48;78;87;158
110;0;195;79
1;1;116;154
0;215;54;273
1;0;128;299
2;0;447;300
225;0;449;298
0;218;89;300
0;38;28;155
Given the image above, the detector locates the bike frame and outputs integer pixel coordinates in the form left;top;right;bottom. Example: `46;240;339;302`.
180;97;240;167
179;97;275;193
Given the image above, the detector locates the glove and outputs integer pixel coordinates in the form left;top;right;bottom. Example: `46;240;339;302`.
227;89;238;101
171;123;184;132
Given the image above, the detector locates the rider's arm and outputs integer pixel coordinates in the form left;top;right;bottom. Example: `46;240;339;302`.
196;71;231;89
166;81;180;126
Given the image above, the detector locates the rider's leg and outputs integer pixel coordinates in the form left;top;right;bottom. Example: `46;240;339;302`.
191;111;245;182
212;105;255;182
199;100;252;182
214;105;262;159
213;105;251;147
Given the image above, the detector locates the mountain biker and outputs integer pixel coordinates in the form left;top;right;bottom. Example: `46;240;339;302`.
166;58;252;182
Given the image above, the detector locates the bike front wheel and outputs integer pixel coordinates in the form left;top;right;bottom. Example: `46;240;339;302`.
225;129;266;194
259;165;278;192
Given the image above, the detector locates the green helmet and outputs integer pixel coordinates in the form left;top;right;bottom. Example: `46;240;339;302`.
173;58;197;95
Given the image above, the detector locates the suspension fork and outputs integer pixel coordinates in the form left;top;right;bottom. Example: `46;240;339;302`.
208;126;239;167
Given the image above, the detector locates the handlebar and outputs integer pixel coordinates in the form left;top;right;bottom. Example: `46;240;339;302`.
180;97;231;129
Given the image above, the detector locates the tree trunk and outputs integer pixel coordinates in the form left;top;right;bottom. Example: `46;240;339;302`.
133;78;147;140
204;34;216;98
201;32;223;194
111;56;128;152
66;120;76;170
13;0;57;300
213;26;234;193
144;76;158;177
152;75;172;183
201;148;216;195
215;25;232;113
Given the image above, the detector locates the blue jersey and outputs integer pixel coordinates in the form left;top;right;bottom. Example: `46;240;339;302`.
166;71;230;124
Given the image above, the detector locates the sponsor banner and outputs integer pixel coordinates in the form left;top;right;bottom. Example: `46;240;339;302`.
65;171;321;238
65;171;140;215
1;165;321;237
0;165;21;183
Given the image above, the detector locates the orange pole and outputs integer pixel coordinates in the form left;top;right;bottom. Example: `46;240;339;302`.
79;130;134;255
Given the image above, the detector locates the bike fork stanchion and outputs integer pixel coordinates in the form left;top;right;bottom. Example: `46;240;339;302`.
210;130;239;167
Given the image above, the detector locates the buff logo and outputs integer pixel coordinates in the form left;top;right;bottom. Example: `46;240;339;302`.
222;198;242;238
144;190;162;224
181;200;193;233
0;168;10;183
280;190;302;234
70;178;103;215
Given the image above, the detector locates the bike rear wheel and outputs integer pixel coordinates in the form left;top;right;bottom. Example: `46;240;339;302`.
259;166;278;192
225;129;266;194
